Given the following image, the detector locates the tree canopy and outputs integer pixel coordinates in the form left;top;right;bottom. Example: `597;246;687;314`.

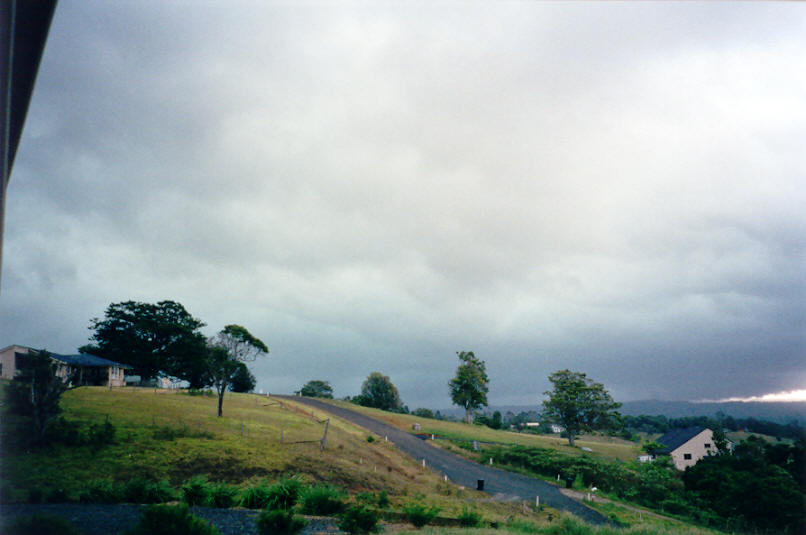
355;372;402;411
542;369;621;447
299;380;334;398
449;351;489;423
85;300;207;383
207;324;267;416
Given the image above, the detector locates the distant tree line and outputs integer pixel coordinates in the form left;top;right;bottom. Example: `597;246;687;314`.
623;413;805;441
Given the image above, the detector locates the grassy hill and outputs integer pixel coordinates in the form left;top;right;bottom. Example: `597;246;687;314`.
0;386;722;535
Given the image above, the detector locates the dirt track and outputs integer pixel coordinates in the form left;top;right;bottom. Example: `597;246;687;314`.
277;396;610;526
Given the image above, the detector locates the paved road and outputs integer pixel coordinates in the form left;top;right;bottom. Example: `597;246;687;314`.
277;396;610;526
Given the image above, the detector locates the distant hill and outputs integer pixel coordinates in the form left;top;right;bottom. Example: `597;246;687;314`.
452;401;806;424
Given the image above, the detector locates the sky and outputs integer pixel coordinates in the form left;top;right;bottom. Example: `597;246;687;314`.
2;1;804;409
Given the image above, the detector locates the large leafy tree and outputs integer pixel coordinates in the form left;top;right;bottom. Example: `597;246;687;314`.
86;300;207;382
356;372;401;411
208;324;268;416
299;380;334;398
449;351;489;424
542;369;621;447
229;362;257;393
7;350;78;444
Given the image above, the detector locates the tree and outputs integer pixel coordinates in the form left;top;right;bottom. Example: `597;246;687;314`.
299;380;334;398
229;362;256;393
86;300;207;383
542;369;621;447
208;325;268;416
449;351;489;424
412;408;434;419
356;372;401;411
7;350;77;444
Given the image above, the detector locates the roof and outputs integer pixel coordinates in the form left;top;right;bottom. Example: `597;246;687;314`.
51;353;133;369
656;426;709;454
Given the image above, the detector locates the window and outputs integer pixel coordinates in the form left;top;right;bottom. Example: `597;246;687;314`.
683;453;692;460
704;443;711;449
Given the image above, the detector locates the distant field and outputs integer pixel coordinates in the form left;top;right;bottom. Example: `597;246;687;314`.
324;400;640;462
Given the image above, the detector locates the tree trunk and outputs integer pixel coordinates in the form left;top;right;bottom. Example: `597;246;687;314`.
568;434;575;447
465;408;472;424
217;387;224;417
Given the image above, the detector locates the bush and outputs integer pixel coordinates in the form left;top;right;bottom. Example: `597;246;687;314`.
208;483;238;508
125;504;221;535
124;478;175;504
240;484;272;509
6;513;82;535
80;479;124;504
458;507;483;527
182;476;211;506
265;477;305;510
376;491;389;509
300;485;345;515
26;488;43;504
366;435;375;443
256;508;307;535
403;502;440;528
44;487;71;503
88;420;117;450
339;505;380;534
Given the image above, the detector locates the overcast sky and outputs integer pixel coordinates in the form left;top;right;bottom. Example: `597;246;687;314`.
2;1;804;408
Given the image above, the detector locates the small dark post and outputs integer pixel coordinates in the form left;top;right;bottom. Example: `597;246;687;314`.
477;479;484;491
320;419;330;450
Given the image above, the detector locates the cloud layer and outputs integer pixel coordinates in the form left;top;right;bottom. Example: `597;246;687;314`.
2;2;804;408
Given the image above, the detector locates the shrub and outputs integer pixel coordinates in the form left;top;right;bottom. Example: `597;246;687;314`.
182;476;211;506
458;507;483;527
256;508;308;535
376;491;389;508
88;420;117;450
355;492;376;504
80;479;124;504
240;484;272;509
125;504;221;535
339;505;380;534
300;485;345;515
26;488;43;504
6;513;82;535
403;502;440;528
208;483;238;508
366;435;375;443
265;477;305;510
44;487;71;503
124;478;175;504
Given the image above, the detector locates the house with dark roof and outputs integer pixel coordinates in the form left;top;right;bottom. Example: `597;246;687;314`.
0;345;131;387
651;426;718;470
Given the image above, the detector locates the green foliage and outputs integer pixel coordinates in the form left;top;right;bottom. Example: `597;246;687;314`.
88;420;117;450
300;485;345;515
412;408;434;419
299;380;334;398
87;300;207;384
357;372;402;411
338;505;380;534
265;477;305;510
403;502;441;528
542;369;621;447
458;507;483;527
79;479;124;503
240;484;273;509
124;478;175;504
256;509;307;535
182;476;211;506
449;351;489;424
208;482;239;508
376;491;389;508
366;435;375;443
229;362;256;393
152;425;214;441
125;504;221;535
6;350;73;444
5;513;82;535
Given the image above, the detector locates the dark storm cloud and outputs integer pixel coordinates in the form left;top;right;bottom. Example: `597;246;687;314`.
1;2;804;407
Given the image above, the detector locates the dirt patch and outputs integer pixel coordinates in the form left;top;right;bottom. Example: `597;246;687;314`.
169;454;272;483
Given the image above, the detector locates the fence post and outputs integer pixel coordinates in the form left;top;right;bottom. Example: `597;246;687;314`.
320;419;330;451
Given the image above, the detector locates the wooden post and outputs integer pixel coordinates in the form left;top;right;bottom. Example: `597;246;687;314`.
422;459;426;468
281;430;284;443
535;496;539;508
320;419;329;451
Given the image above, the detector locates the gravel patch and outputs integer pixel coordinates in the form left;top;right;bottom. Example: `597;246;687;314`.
0;504;343;535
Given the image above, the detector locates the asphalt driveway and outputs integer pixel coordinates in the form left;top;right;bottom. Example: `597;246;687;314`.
277;396;610;525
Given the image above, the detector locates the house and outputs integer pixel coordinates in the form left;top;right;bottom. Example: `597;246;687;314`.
652;426;719;470
0;345;131;387
549;424;565;434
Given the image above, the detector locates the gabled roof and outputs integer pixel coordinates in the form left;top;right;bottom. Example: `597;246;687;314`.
51;353;133;369
656;426;708;453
